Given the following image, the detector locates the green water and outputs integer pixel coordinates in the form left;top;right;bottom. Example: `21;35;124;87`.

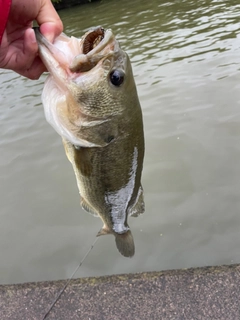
0;0;240;284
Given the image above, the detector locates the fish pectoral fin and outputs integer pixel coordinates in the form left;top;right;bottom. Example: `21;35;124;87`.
62;138;73;163
129;185;145;217
81;198;98;217
74;118;117;147
115;231;135;258
60;116;117;148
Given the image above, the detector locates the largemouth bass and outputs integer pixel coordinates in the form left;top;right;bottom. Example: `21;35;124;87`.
35;27;145;257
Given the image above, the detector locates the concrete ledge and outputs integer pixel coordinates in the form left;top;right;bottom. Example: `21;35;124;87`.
0;264;239;319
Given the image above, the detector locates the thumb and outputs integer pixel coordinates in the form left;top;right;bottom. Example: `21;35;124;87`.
36;0;63;42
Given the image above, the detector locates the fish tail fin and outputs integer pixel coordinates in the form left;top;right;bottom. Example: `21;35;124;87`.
115;230;135;258
97;226;135;257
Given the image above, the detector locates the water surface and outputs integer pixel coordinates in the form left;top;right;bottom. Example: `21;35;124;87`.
1;0;240;284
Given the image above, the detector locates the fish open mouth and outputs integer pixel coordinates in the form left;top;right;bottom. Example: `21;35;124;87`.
82;27;105;54
35;26;115;74
69;27;115;73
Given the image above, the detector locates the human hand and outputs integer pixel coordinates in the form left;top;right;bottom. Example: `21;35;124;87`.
0;0;63;79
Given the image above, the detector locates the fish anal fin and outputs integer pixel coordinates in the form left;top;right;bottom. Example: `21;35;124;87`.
97;225;112;236
81;198;98;217
115;230;135;258
129;186;145;217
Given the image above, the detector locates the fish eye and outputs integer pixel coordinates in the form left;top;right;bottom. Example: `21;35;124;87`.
109;70;125;86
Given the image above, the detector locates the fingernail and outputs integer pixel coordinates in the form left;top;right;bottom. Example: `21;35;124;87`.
39;23;55;43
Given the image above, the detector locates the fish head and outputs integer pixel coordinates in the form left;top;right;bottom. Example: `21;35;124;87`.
35;27;139;147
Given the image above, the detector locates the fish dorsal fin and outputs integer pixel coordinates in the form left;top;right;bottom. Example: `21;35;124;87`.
115;230;135;257
129;185;145;217
80;198;98;217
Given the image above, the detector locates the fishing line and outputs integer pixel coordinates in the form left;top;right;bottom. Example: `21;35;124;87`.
42;235;99;320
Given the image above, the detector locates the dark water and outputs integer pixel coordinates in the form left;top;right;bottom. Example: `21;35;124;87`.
0;0;240;284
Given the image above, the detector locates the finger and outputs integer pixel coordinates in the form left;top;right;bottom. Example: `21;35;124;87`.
22;28;39;69
37;0;63;42
14;29;47;79
2;28;38;71
10;28;39;71
15;57;47;80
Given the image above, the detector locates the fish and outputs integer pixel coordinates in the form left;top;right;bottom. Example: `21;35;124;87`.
35;26;145;257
